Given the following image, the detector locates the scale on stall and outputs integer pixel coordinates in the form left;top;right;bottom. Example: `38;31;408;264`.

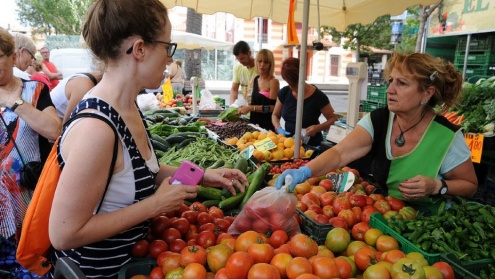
326;62;368;144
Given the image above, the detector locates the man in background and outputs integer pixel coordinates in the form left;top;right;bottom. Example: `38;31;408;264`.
168;57;184;94
229;40;256;105
40;47;63;89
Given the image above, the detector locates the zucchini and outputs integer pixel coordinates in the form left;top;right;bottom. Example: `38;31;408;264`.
197;186;223;200
240;163;271;207
165;135;186;144
221;185;241;199
219;193;246;211
151;134;169;146
207;159;225;169
233;157;249;173
176;138;195;149
152;139;170;152
155;149;166;158
202;199;221;207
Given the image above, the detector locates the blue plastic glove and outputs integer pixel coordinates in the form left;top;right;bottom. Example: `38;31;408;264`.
274;166;312;192
276;127;291;136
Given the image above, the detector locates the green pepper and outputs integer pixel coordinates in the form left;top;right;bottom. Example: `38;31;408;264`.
473;222;487;240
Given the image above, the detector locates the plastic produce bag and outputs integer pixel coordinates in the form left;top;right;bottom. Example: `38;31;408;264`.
228;185;300;237
199;89;217;110
137;93;159;112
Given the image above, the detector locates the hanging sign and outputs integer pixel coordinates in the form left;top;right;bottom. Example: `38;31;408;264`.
464;133;484;163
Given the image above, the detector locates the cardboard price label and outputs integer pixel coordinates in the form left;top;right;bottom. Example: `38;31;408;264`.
464;133;484;163
253;137;277;152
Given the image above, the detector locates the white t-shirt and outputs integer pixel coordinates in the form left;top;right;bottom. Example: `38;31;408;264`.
51;73;93;119
13;67;30;80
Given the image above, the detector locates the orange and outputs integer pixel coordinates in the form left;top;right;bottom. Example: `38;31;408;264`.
283;148;294;159
227;137;238;145
258;132;267;140
271;150;284;161
252;131;260;139
253;150;264;161
284;137;295;148
262;151;271;161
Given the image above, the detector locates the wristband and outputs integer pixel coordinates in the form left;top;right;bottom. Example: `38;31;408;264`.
262;105;270;113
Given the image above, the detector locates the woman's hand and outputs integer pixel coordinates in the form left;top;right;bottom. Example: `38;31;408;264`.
239;105;250;115
305;125;319;137
203;168;248;196
153;178;199;216
398;175;438;199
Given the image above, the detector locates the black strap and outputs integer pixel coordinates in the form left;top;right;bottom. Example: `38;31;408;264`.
63;112;118;213
78;73;98;86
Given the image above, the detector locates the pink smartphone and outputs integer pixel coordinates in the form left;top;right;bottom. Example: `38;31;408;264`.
170;160;204;186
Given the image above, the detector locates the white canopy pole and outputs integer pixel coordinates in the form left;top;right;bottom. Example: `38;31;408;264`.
294;0;310;158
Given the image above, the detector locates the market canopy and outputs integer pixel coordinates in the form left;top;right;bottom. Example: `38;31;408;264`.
172;30;234;50
163;0;438;31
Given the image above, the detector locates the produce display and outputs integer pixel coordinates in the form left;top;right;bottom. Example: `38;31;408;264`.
206;121;261;140
120;107;495;279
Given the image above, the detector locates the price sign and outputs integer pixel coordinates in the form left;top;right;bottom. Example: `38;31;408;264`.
254;137;277;152
464;133;484;163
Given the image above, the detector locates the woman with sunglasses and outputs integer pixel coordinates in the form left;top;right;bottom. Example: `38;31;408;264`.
48;0;248;277
0;28;60;276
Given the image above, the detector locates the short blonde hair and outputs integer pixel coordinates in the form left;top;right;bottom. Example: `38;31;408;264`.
255;49;275;77
12;32;36;54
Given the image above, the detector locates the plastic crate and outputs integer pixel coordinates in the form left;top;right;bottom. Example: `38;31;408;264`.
118;259;156;279
454;52;495;65
362;101;386;112
296;209;333;245
369;212;440;265
366;85;387;103
442;253;495;278
457;36;494;52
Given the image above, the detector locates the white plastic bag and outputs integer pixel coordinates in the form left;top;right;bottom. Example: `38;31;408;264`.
199;89;217;110
230;94;248;108
137;93;159;112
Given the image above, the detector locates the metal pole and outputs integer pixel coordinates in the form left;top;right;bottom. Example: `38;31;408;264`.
294;0;310;158
259;17;263;50
462;34;471;81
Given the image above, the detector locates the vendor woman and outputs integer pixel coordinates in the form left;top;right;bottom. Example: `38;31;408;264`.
275;52;478;213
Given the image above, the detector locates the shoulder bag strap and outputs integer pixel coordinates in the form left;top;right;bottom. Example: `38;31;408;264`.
63;112;118;213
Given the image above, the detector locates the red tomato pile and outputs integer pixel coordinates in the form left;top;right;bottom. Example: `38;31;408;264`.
269;159;309;175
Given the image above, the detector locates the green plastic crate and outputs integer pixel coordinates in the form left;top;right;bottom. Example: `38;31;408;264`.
366;85;388;103
362;101;386;112
457;36;494;52
118;259;156;279
440;254;479;279
441;253;495;279
296;209;333;245
369;212;440;265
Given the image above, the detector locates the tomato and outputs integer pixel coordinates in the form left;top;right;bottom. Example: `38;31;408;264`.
270;253;292;278
328;216;348;230
214;268;230;279
423;266;443;279
385;196;405;211
325;227;351;254
361;206;379;223
131;239;149;258
157;251;176;267
296;201;308;212
190;201;207;213
251;217;271;234
199;222;216;233
332;196;352;215
311;256;339;278
382;249;406;264
247;263;281;279
314;214;329;224
317;245;334;258
318;192;336;207
149;266;165;279
151;216;171;238
176;203;190;217
373;200;391;215
180;245;207;266
171;218;190;236
350;194;367;207
165;267;183;279
364;228;384;247
197;212;214;226
232;214;252;232
375;235;399;252
399;206;417;221
196;230;217;249
162;228;182;245
351;206;363;222
181;210;198;225
334;256;353;279
346;240;367;257
224;215;235;225
235;230;262;252
206;243;234;273
247;243;275;264
225;251;254;279
406;252;428;267
338;209;358;227
273;243;291;255
216;232;234;244
301;192;320;207
390;258;426;279
319;179;334;191
431;261;455;279
353;246;379;272
351;221;371;241
161;253;181;275
149;240;169;259
269;230;289;248
286;257;313;279
168;238;187;254
383;210;402;222
289;234;318;258
363;264;390;279
369;193;385;202
180;262;206;279
213;218;231;233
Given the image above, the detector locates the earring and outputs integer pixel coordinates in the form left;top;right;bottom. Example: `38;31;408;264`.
420;100;426;106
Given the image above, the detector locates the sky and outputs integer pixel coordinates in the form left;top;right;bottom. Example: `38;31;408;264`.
0;0;26;30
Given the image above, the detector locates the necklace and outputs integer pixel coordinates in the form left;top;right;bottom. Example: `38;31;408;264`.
395;111;427;147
